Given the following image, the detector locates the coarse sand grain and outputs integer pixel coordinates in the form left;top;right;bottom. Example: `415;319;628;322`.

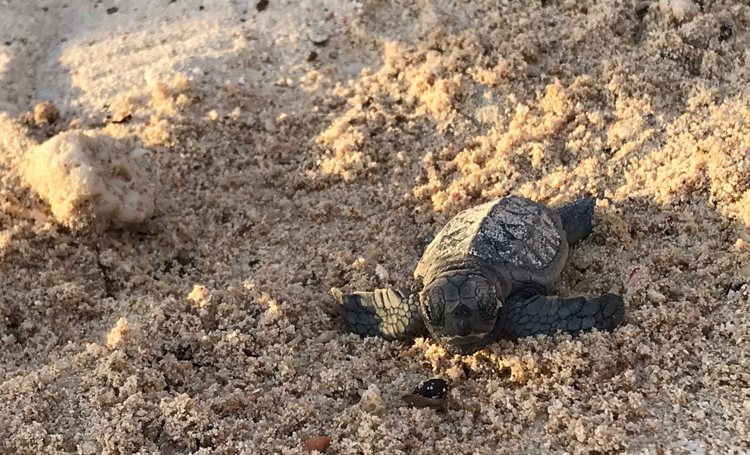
1;0;749;454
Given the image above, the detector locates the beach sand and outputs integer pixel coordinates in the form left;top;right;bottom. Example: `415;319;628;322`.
1;0;749;453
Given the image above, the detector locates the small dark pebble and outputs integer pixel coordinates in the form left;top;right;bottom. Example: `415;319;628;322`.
106;6;118;14
199;5;204;11
306;51;318;62
719;24;732;42
256;0;269;11
635;1;651;19
111;114;132;124
413;378;449;399
310;36;329;47
401;378;450;409
303;435;331;453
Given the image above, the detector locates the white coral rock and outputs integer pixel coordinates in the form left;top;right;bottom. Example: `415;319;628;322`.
21;131;156;229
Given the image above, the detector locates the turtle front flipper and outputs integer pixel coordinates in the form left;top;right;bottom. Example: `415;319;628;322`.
555;196;596;245
500;291;625;340
331;287;425;341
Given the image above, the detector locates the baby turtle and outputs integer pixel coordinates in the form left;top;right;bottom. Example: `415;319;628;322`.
401;378;450;409
331;196;625;354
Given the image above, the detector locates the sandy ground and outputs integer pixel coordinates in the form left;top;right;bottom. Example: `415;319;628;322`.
1;0;749;453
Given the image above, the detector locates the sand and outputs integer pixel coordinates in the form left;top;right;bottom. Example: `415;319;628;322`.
0;0;749;453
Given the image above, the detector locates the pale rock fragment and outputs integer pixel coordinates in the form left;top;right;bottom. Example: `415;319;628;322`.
658;0;699;22
21;131;156;229
359;384;385;413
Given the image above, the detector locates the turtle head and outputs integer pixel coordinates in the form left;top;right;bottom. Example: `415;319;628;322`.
418;272;501;354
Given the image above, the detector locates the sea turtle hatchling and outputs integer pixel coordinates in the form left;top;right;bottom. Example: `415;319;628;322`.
331;195;625;354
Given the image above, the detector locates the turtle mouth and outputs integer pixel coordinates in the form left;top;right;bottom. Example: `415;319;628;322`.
447;334;485;344
441;334;492;355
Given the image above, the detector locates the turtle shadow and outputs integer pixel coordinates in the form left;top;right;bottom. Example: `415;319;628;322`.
559;194;746;312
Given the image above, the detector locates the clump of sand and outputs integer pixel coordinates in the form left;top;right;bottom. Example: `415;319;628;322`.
105;317;130;350
20;131;155;229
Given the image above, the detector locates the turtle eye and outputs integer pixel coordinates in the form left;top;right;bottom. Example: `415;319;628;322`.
422;288;445;327
476;285;499;321
422;297;431;320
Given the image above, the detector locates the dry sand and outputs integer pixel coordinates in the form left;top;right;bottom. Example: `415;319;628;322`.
1;0;749;453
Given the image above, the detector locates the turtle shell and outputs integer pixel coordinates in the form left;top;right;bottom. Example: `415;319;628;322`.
414;196;568;290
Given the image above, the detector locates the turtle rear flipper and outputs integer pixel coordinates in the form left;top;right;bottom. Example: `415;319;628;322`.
331;287;425;341
500;292;624;340
556;196;596;245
